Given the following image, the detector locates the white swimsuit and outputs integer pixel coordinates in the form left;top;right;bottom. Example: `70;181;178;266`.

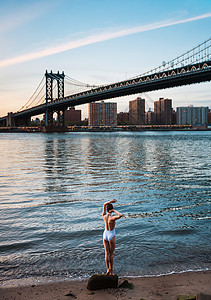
103;228;115;241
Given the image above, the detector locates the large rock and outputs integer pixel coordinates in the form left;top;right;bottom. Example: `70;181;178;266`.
87;274;118;291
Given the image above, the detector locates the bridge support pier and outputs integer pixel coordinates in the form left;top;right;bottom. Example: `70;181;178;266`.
45;110;54;127
6;113;15;127
43;109;67;132
43;71;67;132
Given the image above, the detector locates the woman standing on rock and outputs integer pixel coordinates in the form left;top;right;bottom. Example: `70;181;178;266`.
102;199;123;275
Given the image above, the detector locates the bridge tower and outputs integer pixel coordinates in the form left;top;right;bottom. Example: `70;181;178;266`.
45;70;65;103
45;70;66;129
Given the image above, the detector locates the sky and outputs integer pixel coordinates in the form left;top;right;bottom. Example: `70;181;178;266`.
0;0;211;119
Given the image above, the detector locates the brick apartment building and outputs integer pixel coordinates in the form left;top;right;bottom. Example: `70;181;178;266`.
154;98;172;125
88;101;117;126
64;107;81;125
129;97;145;125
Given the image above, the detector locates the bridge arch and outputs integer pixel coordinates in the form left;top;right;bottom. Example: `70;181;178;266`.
171;70;177;76
191;66;197;71
202;63;208;68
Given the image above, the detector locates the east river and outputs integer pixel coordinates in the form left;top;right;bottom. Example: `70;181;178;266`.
0;131;210;282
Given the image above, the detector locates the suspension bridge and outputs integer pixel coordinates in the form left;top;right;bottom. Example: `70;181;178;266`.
0;38;211;130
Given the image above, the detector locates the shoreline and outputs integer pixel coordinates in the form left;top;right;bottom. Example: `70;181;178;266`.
1;270;211;300
0;126;211;133
2;268;210;287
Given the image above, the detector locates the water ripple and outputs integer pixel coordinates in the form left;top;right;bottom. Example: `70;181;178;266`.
0;131;210;281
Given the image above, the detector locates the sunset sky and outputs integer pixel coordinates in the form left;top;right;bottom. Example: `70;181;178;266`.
0;0;211;118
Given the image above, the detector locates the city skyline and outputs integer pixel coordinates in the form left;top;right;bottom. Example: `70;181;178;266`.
0;0;211;119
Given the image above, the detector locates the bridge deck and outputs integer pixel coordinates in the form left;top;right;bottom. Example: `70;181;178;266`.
0;60;211;122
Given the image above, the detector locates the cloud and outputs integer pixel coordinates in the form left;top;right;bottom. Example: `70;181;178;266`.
0;13;210;68
0;11;42;35
0;1;51;35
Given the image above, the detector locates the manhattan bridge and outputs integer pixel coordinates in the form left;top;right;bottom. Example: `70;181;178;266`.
0;37;210;129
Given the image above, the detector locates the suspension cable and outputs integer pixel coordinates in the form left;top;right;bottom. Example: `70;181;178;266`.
65;75;99;88
17;76;45;111
131;37;211;80
25;82;46;108
33;93;46;107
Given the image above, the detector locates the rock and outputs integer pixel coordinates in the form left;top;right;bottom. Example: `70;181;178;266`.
87;274;118;291
87;291;95;295
118;280;134;289
65;291;77;298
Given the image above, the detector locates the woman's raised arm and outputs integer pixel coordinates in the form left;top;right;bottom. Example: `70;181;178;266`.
111;209;123;220
102;199;117;216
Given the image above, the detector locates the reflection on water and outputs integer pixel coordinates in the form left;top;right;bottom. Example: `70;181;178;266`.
0;131;210;282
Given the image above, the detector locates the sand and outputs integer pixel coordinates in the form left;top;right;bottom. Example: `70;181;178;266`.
0;271;211;300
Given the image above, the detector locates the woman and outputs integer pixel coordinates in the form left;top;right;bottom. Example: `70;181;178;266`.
102;199;122;275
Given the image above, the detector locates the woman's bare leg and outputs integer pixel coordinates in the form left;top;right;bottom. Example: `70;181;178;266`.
103;239;111;274
108;236;116;275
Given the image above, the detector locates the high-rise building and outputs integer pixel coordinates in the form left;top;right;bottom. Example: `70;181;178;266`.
208;108;211;124
154;98;172;125
177;106;208;125
64;107;81;125
129;97;145;125
88;101;117;126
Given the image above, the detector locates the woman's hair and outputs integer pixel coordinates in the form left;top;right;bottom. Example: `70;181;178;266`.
107;203;113;212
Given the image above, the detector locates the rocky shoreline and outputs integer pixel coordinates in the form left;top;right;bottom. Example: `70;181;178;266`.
1;270;211;300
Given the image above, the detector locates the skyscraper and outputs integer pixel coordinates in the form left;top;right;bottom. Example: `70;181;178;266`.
154;98;172;125
129;97;145;125
88;101;117;126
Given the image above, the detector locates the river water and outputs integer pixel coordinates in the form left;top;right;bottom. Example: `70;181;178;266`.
0;131;210;283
